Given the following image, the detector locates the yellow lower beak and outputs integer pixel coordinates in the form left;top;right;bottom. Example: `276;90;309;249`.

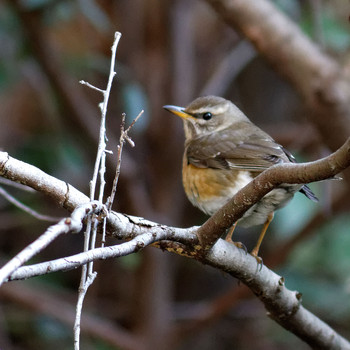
163;105;196;121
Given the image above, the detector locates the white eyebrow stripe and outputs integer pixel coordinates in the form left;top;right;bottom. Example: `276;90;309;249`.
189;106;228;115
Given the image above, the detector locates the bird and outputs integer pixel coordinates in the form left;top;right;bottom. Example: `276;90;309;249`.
163;96;318;258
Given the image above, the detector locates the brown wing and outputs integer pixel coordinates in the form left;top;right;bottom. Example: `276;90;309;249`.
186;122;290;171
186;121;319;202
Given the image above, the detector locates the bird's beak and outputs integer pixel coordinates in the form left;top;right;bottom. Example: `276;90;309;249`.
163;105;196;121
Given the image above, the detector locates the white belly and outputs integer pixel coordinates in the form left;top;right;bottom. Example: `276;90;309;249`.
238;186;299;227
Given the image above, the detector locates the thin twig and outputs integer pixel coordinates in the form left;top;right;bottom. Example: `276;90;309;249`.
74;31;122;350
0;177;35;192
79;219;92;287
79;80;104;93
74;272;97;349
88;219;99;275
0;186;61;222
88;31;121;202
107;110;144;212
8;228;187;280
0;201;104;286
106;114;125;213
6;226;350;349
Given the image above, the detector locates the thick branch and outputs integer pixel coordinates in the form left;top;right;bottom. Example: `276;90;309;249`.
0;152;89;211
197;137;350;249
1;139;350;349
1;135;350;253
204;240;350;350
9;232;350;349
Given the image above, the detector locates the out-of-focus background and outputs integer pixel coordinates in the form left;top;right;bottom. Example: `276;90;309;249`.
0;1;349;349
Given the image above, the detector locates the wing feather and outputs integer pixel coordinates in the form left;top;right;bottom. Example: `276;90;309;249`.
186;122;290;171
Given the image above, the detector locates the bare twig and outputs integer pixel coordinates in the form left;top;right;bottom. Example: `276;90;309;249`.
0;152;89;211
74;272;97;349
205;240;350;350
74;31;122;350
8;229;350;350
0;201;104;286
79;80;104;93
107;110;144;212
8;227;194;280
1;136;349;256
83;31;121;202
0;177;35;192
0;186;61;222
1;136;349;349
1;137;349;261
174;187;350;340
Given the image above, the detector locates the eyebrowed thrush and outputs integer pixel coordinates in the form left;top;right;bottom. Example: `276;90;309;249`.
163;96;318;258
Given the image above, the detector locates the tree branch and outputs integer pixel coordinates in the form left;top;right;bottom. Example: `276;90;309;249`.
0;201;105;286
0;152;89;211
197;137;350;250
204;240;350;350
7;227;197;281
9;230;350;349
0;136;350;349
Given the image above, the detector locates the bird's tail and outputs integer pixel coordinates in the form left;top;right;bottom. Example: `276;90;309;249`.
299;185;319;202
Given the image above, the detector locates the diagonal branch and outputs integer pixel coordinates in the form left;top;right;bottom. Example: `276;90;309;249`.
8;227;350;349
1;137;349;255
0;136;350;349
1;136;349;252
0;152;89;210
0;202;105;286
197;137;350;249
203;240;350;350
7;228;197;281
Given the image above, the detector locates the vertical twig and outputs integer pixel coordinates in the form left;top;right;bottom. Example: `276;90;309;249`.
74;272;97;348
75;31;142;349
106;110;144;213
74;31;122;350
87;31;121;202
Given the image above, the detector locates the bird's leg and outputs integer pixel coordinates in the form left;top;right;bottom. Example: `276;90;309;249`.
225;222;237;242
251;212;274;258
225;222;247;252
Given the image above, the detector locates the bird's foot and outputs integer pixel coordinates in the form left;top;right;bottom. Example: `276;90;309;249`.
225;235;247;254
234;241;247;254
250;249;263;271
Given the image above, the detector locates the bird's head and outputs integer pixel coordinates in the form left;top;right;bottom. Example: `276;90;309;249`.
163;96;249;140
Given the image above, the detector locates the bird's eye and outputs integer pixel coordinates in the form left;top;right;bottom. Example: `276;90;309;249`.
202;112;212;120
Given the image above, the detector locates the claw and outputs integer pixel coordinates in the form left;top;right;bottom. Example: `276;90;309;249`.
234;241;247;254
251;251;263;271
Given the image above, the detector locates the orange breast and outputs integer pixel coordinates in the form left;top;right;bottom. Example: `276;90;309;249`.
182;158;252;215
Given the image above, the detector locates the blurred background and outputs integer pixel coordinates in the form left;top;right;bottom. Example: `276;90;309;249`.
0;0;349;349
